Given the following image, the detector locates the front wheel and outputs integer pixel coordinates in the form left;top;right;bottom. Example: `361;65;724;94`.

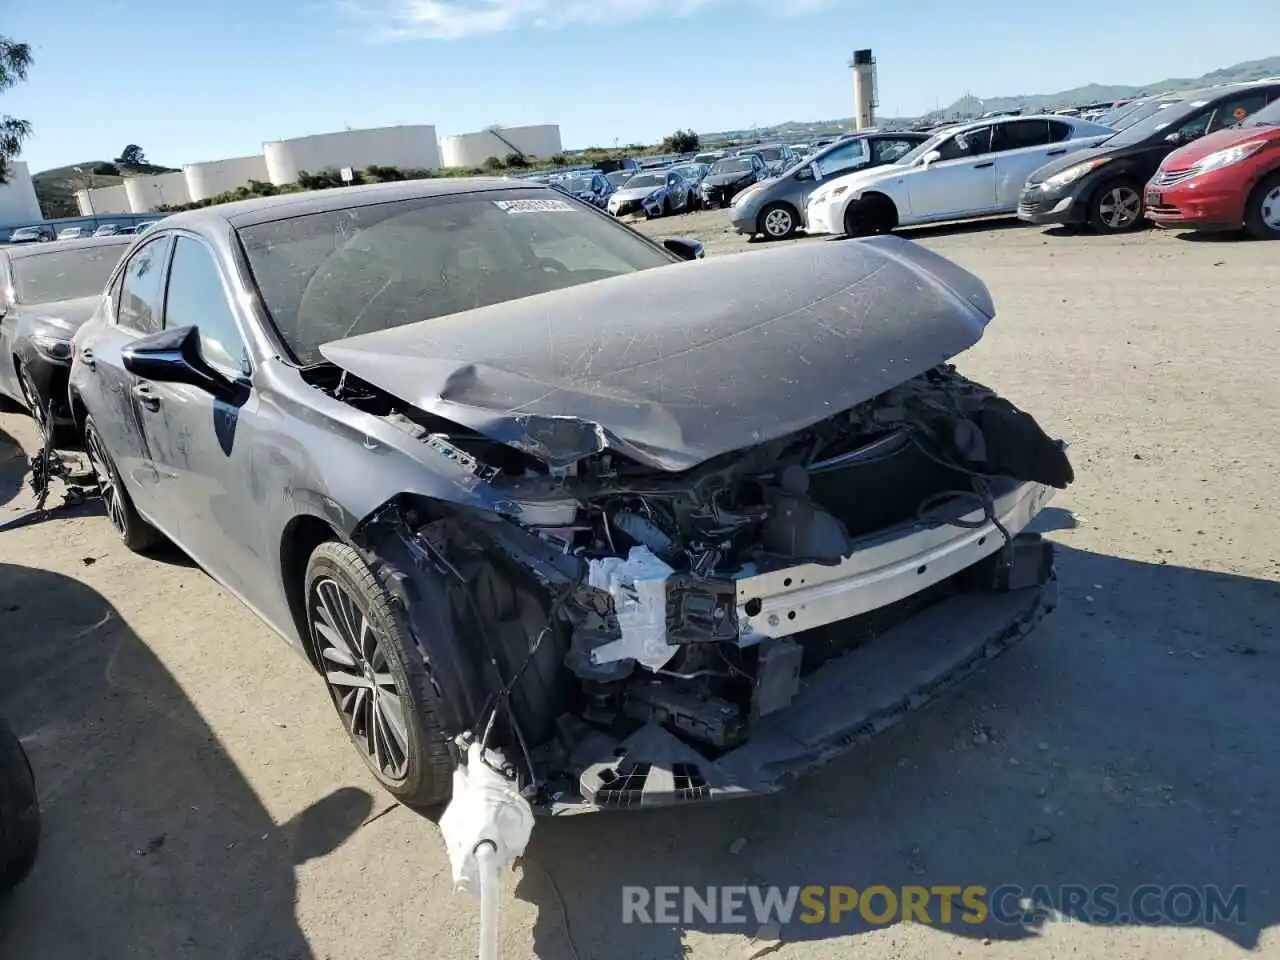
1088;178;1144;233
0;716;39;891
1243;172;1280;240
759;203;798;240
16;362;50;445
843;195;896;237
305;541;455;807
83;416;163;552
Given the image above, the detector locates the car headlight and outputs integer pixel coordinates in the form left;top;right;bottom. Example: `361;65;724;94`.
1041;157;1112;190
1190;139;1268;175
31;332;73;361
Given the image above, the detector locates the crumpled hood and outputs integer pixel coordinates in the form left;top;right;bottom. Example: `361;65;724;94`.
320;236;996;472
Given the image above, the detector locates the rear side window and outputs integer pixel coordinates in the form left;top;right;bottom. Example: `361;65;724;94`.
1047;120;1073;143
115;235;172;335
993;120;1052;151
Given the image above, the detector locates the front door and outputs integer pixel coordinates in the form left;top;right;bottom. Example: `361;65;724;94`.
79;234;173;505
135;234;264;596
906;125;998;220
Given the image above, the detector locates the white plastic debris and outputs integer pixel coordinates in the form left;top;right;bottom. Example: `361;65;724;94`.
440;742;535;895
586;546;678;671
440;742;535;960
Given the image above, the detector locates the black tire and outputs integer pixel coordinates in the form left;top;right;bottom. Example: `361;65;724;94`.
758;202;799;240
1243;171;1280;240
16;362;52;446
843;194;896;237
83;415;163;553
0;716;39;891
304;541;455;807
1088;177;1145;233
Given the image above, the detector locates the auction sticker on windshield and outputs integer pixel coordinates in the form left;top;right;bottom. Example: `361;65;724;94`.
493;199;576;214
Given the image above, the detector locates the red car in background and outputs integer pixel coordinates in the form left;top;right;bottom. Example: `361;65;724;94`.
1146;98;1280;238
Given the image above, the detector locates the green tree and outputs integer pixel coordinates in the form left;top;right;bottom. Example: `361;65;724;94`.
0;36;33;184
116;144;146;167
504;152;530;169
482;155;505;172
662;129;699;154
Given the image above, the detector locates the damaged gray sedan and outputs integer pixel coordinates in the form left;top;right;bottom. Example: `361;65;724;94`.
66;178;1073;813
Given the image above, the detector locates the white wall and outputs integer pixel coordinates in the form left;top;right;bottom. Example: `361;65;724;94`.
183;154;271;203
263;125;441;185
75;183;131;216
124;171;191;212
0;162;43;226
440;125;563;168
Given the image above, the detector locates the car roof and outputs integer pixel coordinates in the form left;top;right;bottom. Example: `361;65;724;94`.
1;234;134;260
160;177;535;230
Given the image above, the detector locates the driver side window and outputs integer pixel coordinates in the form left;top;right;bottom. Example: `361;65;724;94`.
815;140;868;178
163;237;250;375
936;126;993;161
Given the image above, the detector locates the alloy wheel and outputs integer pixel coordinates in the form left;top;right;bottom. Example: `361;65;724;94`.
1261;186;1280;231
1099;186;1141;230
309;577;410;781
763;208;794;238
85;429;127;537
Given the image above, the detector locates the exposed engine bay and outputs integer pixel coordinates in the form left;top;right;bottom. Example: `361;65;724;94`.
316;362;1073;812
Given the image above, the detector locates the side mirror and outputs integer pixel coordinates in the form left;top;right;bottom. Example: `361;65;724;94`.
795;166;815;181
662;237;705;261
921;150;942;168
122;325;243;400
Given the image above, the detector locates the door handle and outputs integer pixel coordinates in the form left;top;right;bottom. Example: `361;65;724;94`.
131;382;160;411
973;161;995;169
80;348;95;370
1046;148;1067;156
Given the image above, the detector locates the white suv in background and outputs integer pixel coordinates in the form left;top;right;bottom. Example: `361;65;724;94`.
805;115;1115;236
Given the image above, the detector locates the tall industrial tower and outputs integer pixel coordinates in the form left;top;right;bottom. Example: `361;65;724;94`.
849;49;878;130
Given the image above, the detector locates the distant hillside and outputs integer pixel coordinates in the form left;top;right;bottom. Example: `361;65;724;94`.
939;55;1280;118
32;159;178;219
702;54;1280;142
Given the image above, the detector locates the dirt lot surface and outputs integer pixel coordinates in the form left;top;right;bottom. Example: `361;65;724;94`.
1;211;1277;960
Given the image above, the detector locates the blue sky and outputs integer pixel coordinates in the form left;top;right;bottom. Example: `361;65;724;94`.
6;0;1280;171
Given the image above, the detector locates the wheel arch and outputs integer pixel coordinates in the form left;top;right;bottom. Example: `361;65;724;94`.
279;513;345;671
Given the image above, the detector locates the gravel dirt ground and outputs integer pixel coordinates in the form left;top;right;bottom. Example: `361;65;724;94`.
1;211;1277;960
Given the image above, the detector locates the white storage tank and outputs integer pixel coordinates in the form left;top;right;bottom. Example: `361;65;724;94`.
184;155;271;203
124;172;191;212
440;125;563;168
75;183;131;215
0;162;43;227
263;125;441;185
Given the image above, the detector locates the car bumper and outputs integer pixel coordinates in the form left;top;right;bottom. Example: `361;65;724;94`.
552;478;1059;813
1016;186;1085;225
729;207;758;234
1144;179;1245;231
701;184;748;208
803;199;839;235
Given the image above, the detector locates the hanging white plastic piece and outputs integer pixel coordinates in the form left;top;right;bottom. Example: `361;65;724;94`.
586;546;678;671
439;741;535;960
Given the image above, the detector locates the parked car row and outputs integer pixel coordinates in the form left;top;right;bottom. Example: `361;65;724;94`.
6;221;158;245
0;175;1071;817
799;79;1280;241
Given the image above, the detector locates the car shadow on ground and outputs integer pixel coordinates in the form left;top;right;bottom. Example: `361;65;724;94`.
1173;229;1253;243
0;425;24;510
514;539;1278;958
0;562;374;959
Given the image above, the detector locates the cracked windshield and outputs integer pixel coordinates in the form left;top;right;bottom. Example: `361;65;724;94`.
1;3;1278;960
